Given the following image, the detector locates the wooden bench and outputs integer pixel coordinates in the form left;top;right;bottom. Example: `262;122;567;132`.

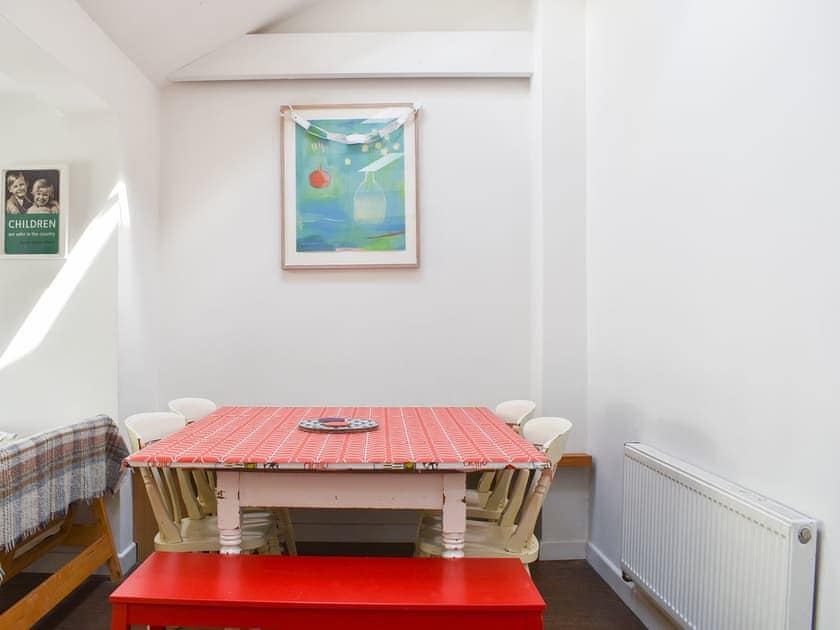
110;552;545;629
1;497;122;629
1;415;127;628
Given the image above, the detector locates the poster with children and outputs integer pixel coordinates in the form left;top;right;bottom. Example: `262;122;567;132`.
3;166;67;257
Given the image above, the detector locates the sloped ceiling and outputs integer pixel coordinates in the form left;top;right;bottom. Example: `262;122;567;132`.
76;0;309;85
258;0;532;33
0;13;107;112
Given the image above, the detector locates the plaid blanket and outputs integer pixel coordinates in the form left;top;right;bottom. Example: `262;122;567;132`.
0;415;128;571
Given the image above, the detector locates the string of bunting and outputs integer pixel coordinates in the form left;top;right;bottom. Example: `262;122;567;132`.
284;104;421;145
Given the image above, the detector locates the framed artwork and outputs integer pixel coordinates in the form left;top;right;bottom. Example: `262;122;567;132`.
2;165;68;258
281;103;419;269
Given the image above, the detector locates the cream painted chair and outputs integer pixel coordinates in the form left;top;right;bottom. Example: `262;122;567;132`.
167;398;298;555
125;412;280;554
468;399;538;519
493;399;538;432
415;416;573;569
167;397;218;423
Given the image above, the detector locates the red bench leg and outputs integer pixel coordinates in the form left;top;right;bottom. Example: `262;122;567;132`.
110;603;127;630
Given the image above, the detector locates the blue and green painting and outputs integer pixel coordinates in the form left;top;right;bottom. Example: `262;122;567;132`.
295;117;406;252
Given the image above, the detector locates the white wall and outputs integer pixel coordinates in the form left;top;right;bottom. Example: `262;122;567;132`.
529;0;589;560
532;0;587;447
0;0;161;572
0;97;119;437
158;79;532;408
585;0;840;627
0;0;162;422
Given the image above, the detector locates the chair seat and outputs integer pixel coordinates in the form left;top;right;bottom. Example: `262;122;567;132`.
415;520;539;564
161;497;291;555
179;511;274;533
243;508;297;555
155;516;273;553
419;513;501;534
419;514;514;540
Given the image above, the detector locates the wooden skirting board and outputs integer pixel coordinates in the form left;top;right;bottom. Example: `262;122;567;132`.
0;497;121;629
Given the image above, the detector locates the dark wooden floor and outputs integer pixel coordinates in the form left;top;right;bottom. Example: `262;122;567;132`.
0;543;644;629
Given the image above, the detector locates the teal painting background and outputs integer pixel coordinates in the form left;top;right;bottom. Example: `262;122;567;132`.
295;118;406;252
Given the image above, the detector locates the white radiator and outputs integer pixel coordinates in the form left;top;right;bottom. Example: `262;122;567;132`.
621;443;817;630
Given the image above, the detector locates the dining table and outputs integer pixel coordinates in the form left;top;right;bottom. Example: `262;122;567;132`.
124;406;551;558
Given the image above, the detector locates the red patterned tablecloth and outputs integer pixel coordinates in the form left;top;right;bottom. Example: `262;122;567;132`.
125;406;550;471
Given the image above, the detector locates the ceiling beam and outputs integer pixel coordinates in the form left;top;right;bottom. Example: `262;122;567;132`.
168;31;532;81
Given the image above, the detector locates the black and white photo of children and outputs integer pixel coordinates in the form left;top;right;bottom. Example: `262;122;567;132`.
4;169;60;215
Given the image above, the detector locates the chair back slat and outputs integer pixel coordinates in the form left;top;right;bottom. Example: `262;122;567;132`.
138;468;182;544
483;468;514;513
498;469;530;528
192;469;218;515
505;469;552;553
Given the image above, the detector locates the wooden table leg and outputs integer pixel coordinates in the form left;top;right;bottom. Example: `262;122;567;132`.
441;473;466;558
216;471;242;554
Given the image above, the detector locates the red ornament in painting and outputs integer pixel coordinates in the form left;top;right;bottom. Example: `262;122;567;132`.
308;165;331;188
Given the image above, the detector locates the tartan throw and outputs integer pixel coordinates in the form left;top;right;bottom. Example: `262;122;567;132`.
0;415;128;576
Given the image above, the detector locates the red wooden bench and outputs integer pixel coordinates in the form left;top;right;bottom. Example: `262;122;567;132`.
110;552;545;629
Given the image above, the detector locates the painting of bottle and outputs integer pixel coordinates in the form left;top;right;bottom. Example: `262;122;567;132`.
353;171;387;223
